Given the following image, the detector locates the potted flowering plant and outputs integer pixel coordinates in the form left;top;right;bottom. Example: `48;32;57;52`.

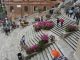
38;40;46;51
33;22;42;32
26;44;39;54
38;34;49;50
26;34;52;55
62;24;78;38
65;25;78;32
26;34;49;54
26;47;33;54
33;21;54;32
40;34;49;43
42;21;54;30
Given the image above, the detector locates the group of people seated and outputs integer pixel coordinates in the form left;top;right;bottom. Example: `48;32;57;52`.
19;20;29;27
2;20;19;35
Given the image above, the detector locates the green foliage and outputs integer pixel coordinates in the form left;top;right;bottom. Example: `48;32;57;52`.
65;28;69;32
38;40;45;47
38;40;45;51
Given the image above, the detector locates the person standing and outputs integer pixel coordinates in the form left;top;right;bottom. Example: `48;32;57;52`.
75;12;80;25
57;18;60;26
73;7;80;19
65;9;69;15
41;16;43;21
17;53;23;60
21;35;25;45
68;9;73;17
49;9;53;15
50;35;55;43
60;18;64;27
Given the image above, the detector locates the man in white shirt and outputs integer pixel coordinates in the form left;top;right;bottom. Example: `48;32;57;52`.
68;9;73;17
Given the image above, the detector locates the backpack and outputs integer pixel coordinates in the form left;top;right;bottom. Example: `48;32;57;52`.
69;10;73;14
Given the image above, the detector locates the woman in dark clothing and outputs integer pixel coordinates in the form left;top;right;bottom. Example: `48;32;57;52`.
57;18;60;26
17;53;23;60
75;12;80;25
68;9;73;17
50;35;55;43
5;28;8;35
65;9;69;15
75;12;80;20
49;9;53;15
41;16;43;21
5;27;10;35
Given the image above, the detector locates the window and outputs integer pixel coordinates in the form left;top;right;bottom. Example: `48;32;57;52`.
24;6;28;12
10;6;14;12
52;6;54;8
51;0;56;1
43;6;46;11
34;6;37;11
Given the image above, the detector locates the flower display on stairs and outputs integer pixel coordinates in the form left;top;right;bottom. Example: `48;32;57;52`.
33;21;54;32
40;34;49;43
26;34;49;54
26;44;39;54
65;24;78;32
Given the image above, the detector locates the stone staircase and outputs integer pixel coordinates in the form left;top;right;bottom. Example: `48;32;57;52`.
22;13;80;60
23;24;64;60
50;15;80;51
19;1;80;60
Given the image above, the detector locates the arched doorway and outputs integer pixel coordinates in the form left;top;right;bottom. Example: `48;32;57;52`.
43;6;46;11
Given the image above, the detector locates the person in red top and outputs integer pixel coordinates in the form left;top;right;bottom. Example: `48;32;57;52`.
60;18;64;27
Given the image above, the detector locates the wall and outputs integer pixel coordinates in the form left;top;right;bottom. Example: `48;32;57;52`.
2;0;61;20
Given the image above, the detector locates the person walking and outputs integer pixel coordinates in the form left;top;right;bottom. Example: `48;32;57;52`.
65;9;69;15
5;26;10;35
60;18;64;27
57;18;60;26
21;35;25;45
50;35;55;43
41;16;43;21
75;12;80;25
68;9;73;17
49;9;53;15
73;7;80;19
17;53;23;60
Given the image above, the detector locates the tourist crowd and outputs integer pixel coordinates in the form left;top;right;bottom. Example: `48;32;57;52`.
65;6;80;25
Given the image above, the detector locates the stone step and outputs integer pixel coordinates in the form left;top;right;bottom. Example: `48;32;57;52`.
65;38;76;51
29;43;64;60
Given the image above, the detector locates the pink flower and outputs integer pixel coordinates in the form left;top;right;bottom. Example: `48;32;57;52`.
40;34;49;43
31;44;39;50
33;21;54;31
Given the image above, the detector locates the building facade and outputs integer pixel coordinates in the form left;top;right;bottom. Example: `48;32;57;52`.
2;0;62;19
